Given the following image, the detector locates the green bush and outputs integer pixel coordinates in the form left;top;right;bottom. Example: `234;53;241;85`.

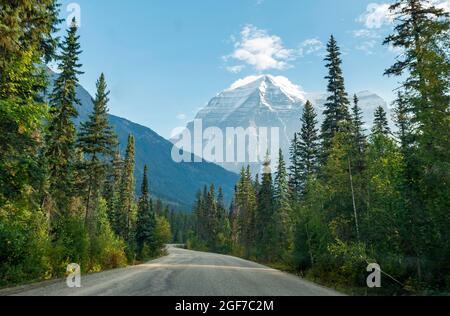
89;199;127;270
0;203;51;286
50;214;90;276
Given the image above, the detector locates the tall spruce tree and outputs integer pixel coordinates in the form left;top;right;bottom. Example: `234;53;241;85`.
273;149;293;261
298;101;320;193
350;94;367;172
45;19;83;212
105;147;123;231
288;133;302;200
78;73;117;225
136;165;157;258
118;134;136;242
393;92;413;152
235;166;257;256
256;155;274;261
384;0;450;282
321;35;350;160
372;106;391;137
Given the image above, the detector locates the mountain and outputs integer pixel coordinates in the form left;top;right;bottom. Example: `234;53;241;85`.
48;72;239;211
182;75;389;174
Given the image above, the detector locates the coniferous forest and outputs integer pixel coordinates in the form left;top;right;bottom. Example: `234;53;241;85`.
0;2;172;286
187;1;450;295
0;0;449;296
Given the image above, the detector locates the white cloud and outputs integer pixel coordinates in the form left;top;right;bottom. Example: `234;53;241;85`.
356;40;377;54
356;1;449;55
432;0;450;12
358;1;450;30
298;38;325;57
225;25;294;72
176;113;187;121
357;3;394;29
226;65;246;73
352;29;381;39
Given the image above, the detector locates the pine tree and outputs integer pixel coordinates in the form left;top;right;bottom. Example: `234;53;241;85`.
136;165;157;259
45;19;83;212
321;35;351;160
217;186;226;225
117;134;136;242
372;106;391;137
350;94;367;172
78;73;117;225
229;186;240;246
298;101;320;193
205;184;218;248
393;92;413;152
273;149;293;261
274;149;288;203
235;166;257;256
384;0;450;283
256;155;274;261
105;147;123;231
0;1;59;205
0;0;59;70
289;133;301;198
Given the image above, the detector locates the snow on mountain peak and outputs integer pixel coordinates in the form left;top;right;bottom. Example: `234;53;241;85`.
226;75;306;103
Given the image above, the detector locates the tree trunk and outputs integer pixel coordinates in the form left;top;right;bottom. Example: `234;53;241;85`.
348;158;360;241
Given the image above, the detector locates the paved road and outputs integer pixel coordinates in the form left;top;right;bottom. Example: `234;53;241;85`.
4;246;341;296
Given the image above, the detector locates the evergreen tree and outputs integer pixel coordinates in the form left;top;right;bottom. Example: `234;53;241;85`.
0;0;59;70
256;155;274;261
384;0;450;283
205;184;218;248
350;94;367;172
298;101;320;193
321;35;350;160
229;187;240;246
393;91;414;153
45;19;83;212
0;1;59;205
136;165;157;259
372;106;391;137
273;149;293;261
78;73;117;225
235;166;257;256
288;133;302;199
117;134;136;242
274;149;289;204
105;147;123;231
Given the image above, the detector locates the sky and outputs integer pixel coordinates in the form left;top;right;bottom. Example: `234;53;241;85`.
55;0;449;138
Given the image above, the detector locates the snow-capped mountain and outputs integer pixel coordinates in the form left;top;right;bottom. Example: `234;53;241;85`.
190;75;306;155
183;75;388;174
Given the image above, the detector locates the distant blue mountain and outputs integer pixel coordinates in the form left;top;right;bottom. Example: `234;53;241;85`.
48;71;239;211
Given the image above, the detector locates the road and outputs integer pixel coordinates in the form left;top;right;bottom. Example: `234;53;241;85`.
4;246;341;296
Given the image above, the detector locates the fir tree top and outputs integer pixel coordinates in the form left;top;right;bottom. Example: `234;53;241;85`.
372;106;391;137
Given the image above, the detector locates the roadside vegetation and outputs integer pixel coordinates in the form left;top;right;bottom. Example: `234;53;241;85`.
0;2;171;287
187;0;450;296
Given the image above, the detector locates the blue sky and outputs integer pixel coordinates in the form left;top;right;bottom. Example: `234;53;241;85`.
54;0;448;138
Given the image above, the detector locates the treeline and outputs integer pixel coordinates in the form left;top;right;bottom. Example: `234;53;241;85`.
0;3;170;286
188;0;450;294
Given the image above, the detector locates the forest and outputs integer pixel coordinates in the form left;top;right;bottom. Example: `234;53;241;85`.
0;2;173;286
187;0;450;295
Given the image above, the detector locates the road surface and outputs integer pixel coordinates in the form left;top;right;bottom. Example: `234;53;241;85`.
3;246;341;296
